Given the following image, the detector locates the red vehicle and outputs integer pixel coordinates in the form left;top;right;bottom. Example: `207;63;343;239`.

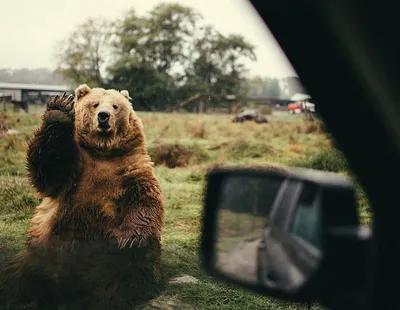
287;102;302;114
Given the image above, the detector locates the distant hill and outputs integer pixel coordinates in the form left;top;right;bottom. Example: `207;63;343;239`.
0;68;67;85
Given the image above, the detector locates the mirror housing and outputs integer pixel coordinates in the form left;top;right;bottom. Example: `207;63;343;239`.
200;166;371;308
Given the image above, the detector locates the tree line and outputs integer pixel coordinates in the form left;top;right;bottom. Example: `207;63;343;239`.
55;3;257;111
0;3;304;111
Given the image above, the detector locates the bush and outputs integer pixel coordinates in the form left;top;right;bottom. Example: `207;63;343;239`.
291;147;348;172
148;143;209;168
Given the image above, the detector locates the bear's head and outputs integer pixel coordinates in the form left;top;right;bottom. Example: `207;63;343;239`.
73;84;144;155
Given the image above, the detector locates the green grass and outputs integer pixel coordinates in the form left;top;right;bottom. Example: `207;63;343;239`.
0;109;369;309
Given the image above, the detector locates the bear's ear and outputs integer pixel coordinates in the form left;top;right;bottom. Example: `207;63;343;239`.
120;90;132;100
75;84;91;100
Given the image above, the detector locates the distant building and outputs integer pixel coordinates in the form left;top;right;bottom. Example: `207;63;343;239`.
0;82;71;104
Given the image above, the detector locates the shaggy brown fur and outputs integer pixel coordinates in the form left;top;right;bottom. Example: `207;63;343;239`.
0;85;165;309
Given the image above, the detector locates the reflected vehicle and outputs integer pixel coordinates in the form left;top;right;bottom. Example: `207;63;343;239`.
215;173;284;284
215;172;323;292
257;179;322;292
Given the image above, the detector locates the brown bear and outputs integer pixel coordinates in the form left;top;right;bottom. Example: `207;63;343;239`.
0;85;165;309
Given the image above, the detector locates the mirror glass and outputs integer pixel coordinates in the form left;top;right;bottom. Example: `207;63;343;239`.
214;174;323;293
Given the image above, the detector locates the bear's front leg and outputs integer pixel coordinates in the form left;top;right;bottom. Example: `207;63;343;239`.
113;208;161;249
27;93;78;197
112;176;165;249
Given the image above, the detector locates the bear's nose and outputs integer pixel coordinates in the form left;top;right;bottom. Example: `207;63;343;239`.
98;111;110;123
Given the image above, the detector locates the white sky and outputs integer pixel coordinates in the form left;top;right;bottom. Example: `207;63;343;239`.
0;0;297;78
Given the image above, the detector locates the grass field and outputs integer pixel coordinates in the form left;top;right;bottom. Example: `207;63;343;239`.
0;109;371;309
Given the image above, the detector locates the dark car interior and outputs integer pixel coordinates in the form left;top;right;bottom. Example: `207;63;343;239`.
201;1;400;309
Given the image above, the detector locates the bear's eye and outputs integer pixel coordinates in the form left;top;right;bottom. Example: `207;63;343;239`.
93;103;99;108
113;105;118;110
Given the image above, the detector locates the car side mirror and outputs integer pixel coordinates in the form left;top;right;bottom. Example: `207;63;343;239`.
200;166;371;308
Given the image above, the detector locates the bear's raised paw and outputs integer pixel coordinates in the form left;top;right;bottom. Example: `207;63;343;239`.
44;92;75;124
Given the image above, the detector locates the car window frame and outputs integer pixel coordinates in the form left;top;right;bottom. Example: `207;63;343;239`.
289;184;323;250
269;179;302;230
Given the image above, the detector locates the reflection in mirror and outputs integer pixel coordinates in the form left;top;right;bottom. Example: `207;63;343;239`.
214;175;323;293
290;182;322;249
215;175;284;284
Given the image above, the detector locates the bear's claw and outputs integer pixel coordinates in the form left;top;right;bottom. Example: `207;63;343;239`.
44;92;75;124
112;229;149;249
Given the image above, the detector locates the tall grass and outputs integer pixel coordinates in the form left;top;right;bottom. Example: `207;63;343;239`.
0;110;366;309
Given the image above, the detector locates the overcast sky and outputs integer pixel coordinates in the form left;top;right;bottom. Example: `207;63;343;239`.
0;0;297;78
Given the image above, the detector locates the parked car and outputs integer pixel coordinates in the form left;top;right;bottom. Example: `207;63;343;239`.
257;175;323;291
288;101;315;114
287;102;302;114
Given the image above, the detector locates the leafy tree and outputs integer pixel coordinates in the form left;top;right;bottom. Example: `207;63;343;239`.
56;18;112;87
141;3;201;73
108;4;200;109
107;58;175;110
113;4;200;72
185;26;256;99
56;3;256;111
